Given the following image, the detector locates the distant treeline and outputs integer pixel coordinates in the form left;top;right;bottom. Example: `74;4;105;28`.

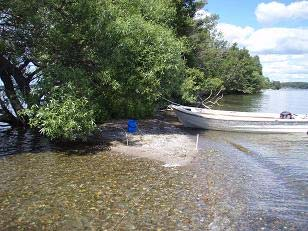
268;81;308;90
281;82;308;89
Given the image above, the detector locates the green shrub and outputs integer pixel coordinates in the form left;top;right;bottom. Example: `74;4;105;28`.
24;97;96;141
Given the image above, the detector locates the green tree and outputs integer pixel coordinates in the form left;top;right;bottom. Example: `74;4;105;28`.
172;0;206;36
182;4;268;98
181;68;222;103
0;0;46;125
1;0;187;140
272;81;282;90
220;44;264;94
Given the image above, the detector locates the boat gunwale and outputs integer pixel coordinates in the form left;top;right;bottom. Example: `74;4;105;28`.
171;105;308;123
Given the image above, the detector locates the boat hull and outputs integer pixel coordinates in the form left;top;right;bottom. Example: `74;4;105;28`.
172;106;308;133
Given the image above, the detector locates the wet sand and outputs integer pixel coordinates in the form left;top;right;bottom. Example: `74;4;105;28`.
105;118;198;167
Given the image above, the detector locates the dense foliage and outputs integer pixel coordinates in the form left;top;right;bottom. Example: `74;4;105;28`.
0;0;269;141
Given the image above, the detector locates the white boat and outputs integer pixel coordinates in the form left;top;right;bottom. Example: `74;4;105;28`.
171;105;308;133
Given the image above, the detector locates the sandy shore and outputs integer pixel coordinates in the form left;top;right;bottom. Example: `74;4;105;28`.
99;115;198;167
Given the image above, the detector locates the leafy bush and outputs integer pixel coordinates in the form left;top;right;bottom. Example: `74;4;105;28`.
24;97;96;141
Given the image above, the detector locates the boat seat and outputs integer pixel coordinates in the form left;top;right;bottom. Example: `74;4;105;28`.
280;111;293;119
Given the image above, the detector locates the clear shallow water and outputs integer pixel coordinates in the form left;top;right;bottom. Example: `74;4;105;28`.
0;89;308;230
196;131;308;230
0;152;208;230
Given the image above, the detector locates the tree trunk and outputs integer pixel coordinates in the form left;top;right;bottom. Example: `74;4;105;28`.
0;55;31;97
0;98;23;126
0;55;30;126
0;74;24;113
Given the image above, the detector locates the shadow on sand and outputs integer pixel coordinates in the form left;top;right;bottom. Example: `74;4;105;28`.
0;112;198;157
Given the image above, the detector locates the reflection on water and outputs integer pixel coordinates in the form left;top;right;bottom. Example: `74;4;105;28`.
0;128;51;157
217;89;308;114
216;93;264;112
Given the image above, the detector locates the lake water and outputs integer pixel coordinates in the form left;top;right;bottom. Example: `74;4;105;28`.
0;89;307;230
217;88;308;114
201;89;308;229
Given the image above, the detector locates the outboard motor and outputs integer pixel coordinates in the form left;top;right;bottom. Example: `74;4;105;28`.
280;111;293;119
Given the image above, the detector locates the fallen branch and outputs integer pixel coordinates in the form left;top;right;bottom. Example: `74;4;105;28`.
199;87;224;109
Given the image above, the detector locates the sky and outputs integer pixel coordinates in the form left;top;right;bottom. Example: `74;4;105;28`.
200;0;308;82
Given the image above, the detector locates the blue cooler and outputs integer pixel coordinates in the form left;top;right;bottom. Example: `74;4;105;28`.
127;119;138;133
